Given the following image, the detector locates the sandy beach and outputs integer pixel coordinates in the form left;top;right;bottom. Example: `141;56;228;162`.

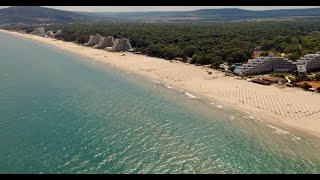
2;29;320;137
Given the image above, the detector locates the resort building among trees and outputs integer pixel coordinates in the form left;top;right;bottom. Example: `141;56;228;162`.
234;57;297;76
235;52;320;75
83;34;132;52
96;37;108;49
297;64;308;73
111;37;132;52
44;31;54;37
273;59;297;73
296;52;320;73
53;30;63;39
31;27;45;35
85;34;103;46
105;36;115;47
234;57;278;76
96;36;115;49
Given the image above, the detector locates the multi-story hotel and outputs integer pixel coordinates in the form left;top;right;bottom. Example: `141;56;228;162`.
235;52;320;75
85;34;103;46
44;31;54;37
297;64;307;73
273;59;297;73
234;56;284;75
84;34;132;52
111;37;132;52
96;36;115;49
105;36;115;47
96;37;108;49
31;27;45;35
53;30;63;39
296;52;320;73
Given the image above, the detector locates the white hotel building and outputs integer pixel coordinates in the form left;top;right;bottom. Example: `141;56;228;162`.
296;52;320;73
85;34;103;46
235;52;320;76
234;57;297;76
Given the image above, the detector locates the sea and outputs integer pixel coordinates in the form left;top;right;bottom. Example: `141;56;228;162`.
1;31;320;174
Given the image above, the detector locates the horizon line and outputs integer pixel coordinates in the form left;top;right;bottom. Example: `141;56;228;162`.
1;6;320;13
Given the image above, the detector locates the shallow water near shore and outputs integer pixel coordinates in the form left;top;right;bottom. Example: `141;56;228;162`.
1;32;320;174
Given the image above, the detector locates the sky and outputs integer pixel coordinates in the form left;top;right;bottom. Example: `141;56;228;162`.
0;6;319;12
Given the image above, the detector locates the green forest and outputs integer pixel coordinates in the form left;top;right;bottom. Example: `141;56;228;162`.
11;21;320;66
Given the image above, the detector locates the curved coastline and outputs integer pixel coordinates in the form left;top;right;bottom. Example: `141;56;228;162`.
2;29;320;139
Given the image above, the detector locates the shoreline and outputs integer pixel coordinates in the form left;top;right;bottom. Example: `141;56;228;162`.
2;29;320;138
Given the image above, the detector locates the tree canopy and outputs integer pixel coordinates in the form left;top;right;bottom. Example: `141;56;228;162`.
7;21;320;66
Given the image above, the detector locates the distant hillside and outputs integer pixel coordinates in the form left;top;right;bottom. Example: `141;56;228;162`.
2;7;320;24
0;6;108;24
82;8;320;22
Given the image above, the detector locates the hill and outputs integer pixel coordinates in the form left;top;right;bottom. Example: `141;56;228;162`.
0;6;109;24
2;6;320;24
82;8;320;22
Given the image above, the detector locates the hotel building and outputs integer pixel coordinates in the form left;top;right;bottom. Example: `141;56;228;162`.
85;34;103;46
234;57;297;76
296;52;320;73
31;27;45;35
111;37;132;52
53;30;63;39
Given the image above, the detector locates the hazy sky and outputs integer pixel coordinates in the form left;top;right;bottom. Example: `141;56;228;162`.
0;6;319;12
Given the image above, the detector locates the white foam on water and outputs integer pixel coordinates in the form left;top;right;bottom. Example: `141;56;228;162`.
94;152;103;158
152;80;161;84
248;116;255;119
216;105;223;109
267;125;301;140
164;83;173;89
291;136;302;141
254;117;267;124
228;116;235;120
268;125;289;135
210;102;215;105
184;92;198;98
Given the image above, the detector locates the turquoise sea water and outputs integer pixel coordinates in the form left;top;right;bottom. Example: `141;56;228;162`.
1;32;320;174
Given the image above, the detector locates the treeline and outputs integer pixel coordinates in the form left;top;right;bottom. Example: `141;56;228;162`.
7;21;320;65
